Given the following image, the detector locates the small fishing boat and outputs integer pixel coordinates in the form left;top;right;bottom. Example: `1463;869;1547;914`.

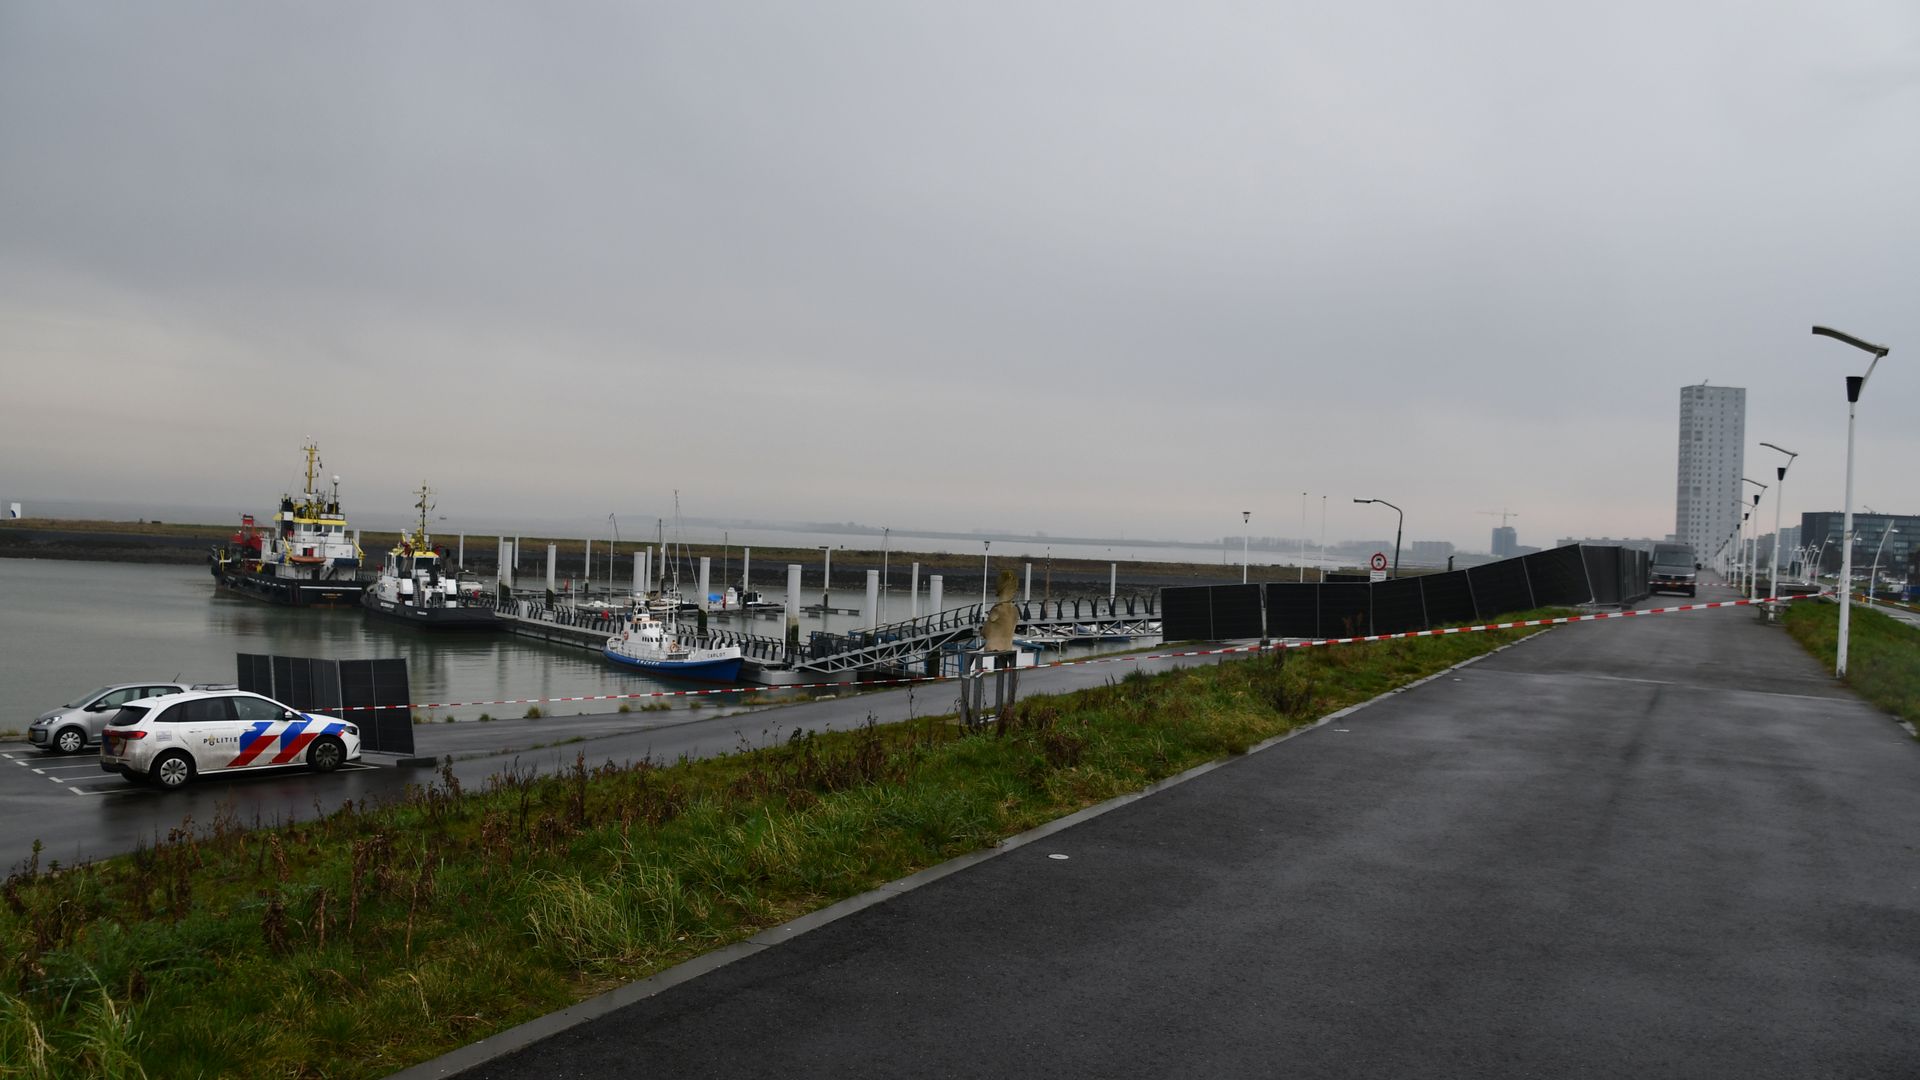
603;610;744;682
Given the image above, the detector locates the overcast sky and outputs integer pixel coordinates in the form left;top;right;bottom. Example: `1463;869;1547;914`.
2;2;1915;551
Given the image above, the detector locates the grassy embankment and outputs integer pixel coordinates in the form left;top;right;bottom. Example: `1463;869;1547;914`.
0;616;1559;1078
1781;601;1920;729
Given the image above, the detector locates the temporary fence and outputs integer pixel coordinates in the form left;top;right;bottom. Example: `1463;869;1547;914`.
1160;544;1652;641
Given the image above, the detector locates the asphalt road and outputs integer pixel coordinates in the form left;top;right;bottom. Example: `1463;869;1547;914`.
0;645;1224;871
438;579;1920;1079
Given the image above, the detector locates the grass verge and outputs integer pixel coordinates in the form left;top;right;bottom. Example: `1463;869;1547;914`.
0;613;1562;1078
1782;601;1920;728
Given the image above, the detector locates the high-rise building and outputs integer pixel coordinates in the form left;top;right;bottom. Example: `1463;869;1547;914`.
1675;384;1746;561
1491;526;1517;557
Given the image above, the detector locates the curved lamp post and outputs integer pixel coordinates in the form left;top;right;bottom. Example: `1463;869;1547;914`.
1866;525;1898;607
1812;324;1891;677
1242;510;1251;584
1353;498;1403;579
1758;442;1797;611
1742;479;1767;598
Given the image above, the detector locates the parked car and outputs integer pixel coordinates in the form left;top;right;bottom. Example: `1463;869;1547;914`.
28;682;191;754
98;689;360;790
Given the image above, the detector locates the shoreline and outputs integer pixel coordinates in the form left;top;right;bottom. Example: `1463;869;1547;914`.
0;517;1343;591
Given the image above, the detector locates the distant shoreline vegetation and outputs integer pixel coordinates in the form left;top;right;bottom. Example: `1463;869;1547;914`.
0;517;1349;586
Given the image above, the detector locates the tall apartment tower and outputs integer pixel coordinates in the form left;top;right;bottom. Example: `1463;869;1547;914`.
1675;384;1746;561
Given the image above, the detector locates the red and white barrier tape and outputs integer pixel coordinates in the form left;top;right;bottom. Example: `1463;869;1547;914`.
341;592;1828;714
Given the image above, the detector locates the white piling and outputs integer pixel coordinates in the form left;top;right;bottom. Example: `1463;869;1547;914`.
457;534;464;568
500;540;514;588
931;575;943;614
514;535;521;572
742;547;751;594
865;570;880;628
1110;563;1117;601
496;538;505;584
786;564;802;640
698;557;711;611
546;544;557;592
910;562;920;618
1023;563;1031;603
632;553;643;598
585;538;592;583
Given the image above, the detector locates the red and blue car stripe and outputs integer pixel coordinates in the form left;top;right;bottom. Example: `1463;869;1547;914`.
226;716;347;768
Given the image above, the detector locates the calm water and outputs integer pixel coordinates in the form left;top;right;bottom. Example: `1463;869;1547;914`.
0;559;1154;725
0;559;756;724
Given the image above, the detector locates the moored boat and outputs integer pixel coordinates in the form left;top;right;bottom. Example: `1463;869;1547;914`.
603;610;744;681
209;443;367;607
361;485;499;630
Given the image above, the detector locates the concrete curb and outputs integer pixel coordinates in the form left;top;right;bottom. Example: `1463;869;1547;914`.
384;628;1550;1079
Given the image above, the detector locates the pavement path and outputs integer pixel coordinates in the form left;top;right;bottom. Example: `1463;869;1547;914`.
434;581;1920;1079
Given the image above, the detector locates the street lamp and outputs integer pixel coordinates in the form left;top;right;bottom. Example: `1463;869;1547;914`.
981;540;991;612
1353;498;1403;579
1759;443;1797;610
1241;510;1251;584
1866;525;1898;607
1742;479;1766;598
1812;324;1891;677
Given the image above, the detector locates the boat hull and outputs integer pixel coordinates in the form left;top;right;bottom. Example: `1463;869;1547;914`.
212;564;366;608
361;593;501;631
601;646;743;683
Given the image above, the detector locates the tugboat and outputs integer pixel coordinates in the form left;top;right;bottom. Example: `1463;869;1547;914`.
361;485;498;630
210;443;367;607
603;609;744;682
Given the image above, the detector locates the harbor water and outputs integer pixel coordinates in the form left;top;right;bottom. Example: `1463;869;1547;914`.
0;559;1158;727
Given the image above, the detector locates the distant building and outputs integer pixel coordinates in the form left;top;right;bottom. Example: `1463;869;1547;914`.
1491;526;1518;557
1800;511;1918;577
1676;384;1746;562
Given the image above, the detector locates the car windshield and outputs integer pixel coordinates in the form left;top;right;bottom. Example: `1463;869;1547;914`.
1652;546;1693;570
108;705;150;727
66;686;116;708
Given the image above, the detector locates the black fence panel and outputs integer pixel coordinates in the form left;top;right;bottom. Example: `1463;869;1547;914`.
1160;586;1213;641
1209;584;1265;639
1582;546;1624;605
1420;571;1476;626
1266;583;1318;638
237;653;415;757
1468;560;1534;618
1523;545;1592;607
362;659;413;755
1622;549;1650;602
1318;583;1371;637
235;654;274;695
1370;578;1427;635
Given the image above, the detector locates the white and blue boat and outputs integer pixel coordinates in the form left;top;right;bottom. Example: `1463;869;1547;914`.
603;610;744;682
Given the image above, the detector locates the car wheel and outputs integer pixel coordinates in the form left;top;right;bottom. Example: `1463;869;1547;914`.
307;736;346;773
52;727;86;755
152;751;195;790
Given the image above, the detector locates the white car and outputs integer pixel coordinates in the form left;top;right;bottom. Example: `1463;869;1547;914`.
98;690;361;790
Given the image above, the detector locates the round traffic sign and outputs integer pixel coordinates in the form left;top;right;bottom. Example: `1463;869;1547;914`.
1370;552;1389;571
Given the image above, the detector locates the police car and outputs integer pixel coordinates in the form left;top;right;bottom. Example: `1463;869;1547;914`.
98;689;362;790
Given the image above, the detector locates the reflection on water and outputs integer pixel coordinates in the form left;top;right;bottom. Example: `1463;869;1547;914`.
1;560;703;723
1;559;1156;725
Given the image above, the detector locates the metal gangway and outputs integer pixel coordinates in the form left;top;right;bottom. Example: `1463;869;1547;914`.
486;593;1159;676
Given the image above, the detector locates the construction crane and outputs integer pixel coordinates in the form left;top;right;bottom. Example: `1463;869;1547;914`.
1478;509;1520;527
